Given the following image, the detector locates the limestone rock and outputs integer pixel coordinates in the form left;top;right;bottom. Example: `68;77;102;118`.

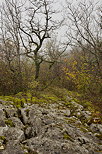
10;117;24;129
4;127;25;144
20;108;28;124
4;108;18;118
0;96;102;154
0;109;5;119
0;126;8;136
1;141;24;154
61;109;71;117
90;124;102;134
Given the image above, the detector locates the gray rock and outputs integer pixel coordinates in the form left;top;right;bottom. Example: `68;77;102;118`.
61;109;71;117
30;116;43;136
42;109;49;115
0;120;6;127
0;96;102;154
29;106;42;118
45;126;63;140
0;126;8;136
76;136;90;145
0;109;5;119
90;124;102;134
97;124;102;134
4;127;25;144
10;117;24;129
24;137;91;154
41;115;55;125
25;126;32;139
24;137;62;154
0;109;6;127
1;141;24;154
4;108;18;117
81;111;91;120
20;108;28;124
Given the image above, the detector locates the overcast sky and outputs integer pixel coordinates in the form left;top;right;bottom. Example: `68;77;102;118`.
0;0;101;42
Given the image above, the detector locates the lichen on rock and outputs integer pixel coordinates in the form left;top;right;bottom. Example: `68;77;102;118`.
0;91;102;154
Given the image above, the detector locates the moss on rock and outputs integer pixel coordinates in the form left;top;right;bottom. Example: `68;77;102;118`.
5;119;15;127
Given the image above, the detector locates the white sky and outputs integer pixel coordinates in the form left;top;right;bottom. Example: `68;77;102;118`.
0;0;101;42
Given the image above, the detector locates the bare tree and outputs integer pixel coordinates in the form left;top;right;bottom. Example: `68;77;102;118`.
0;0;67;81
43;37;67;69
0;0;25;92
64;0;102;76
0;0;22;73
2;0;62;80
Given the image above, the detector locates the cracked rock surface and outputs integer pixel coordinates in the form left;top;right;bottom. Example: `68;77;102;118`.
0;97;102;154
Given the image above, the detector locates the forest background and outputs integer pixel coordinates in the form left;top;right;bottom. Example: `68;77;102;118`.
0;0;102;112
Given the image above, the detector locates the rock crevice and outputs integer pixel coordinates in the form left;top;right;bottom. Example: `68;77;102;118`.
0;98;102;154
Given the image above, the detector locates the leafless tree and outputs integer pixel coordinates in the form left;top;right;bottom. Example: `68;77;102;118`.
0;0;25;92
1;0;63;80
64;0;102;76
43;37;68;69
0;0;22;73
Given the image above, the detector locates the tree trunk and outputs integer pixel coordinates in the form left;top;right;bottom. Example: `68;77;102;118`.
34;53;40;80
35;63;40;80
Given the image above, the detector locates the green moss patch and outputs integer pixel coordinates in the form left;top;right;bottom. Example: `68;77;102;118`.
5;119;15;127
0;136;7;145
